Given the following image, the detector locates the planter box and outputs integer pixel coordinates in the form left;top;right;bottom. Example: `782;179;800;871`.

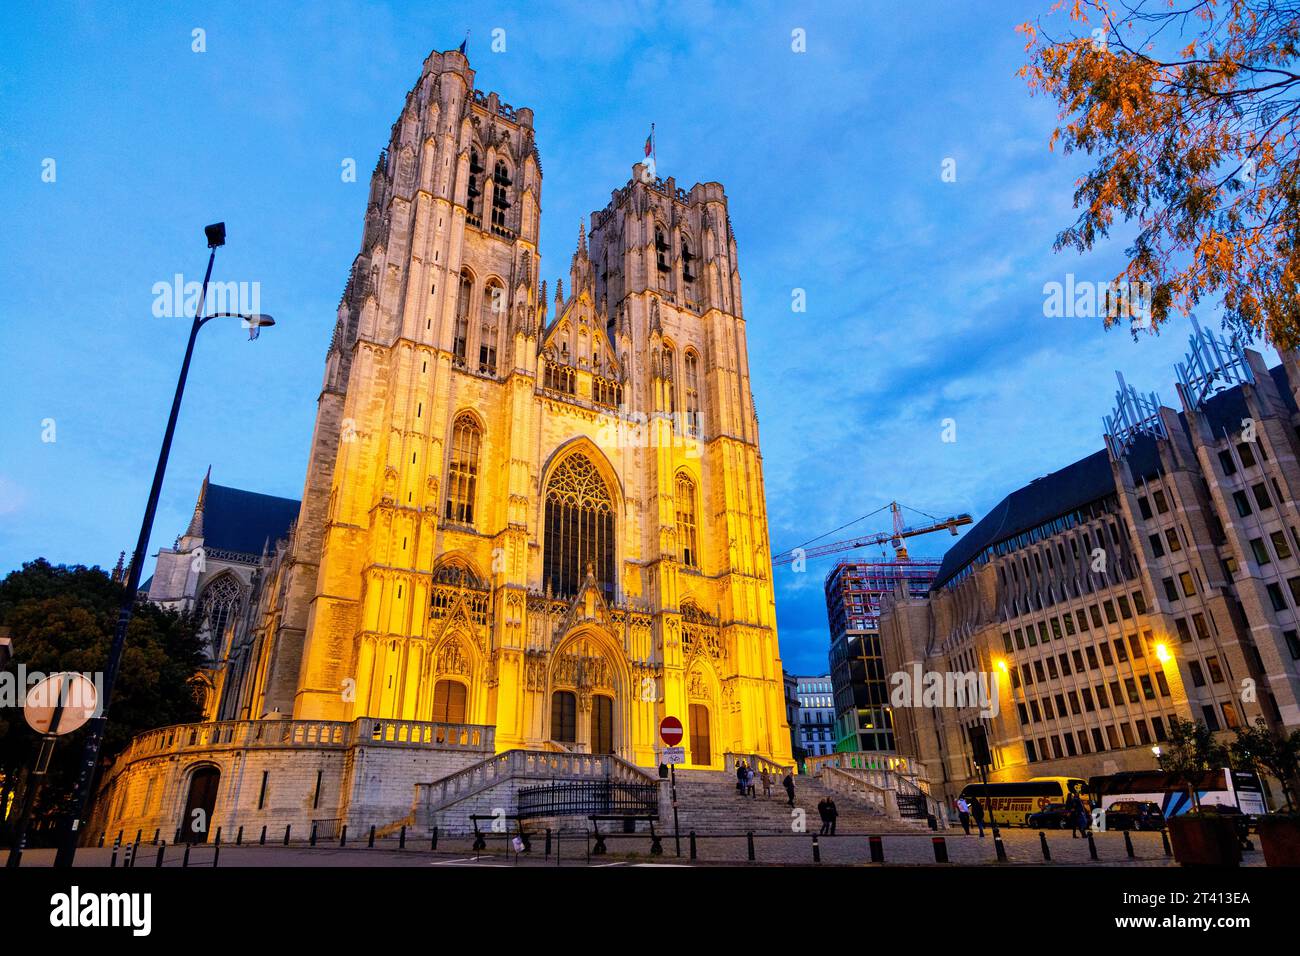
1168;815;1241;867
1257;816;1300;867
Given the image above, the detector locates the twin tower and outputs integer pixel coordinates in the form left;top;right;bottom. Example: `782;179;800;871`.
239;49;792;769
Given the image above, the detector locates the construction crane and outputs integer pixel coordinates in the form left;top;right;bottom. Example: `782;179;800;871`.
772;501;973;566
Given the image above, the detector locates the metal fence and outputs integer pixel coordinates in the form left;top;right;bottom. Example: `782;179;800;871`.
517;780;658;820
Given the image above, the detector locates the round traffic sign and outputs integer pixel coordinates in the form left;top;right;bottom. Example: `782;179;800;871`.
23;673;98;735
659;715;683;746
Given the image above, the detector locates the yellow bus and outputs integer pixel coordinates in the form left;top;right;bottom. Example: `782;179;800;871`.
958;777;1089;827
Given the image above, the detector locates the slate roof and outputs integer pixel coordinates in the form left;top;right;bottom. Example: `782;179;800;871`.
202;484;301;557
930;364;1296;592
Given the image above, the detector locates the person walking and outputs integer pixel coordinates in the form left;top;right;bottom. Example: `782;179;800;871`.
736;760;747;796
817;798;830;835
955;796;972;835
782;770;796;808
970;795;986;837
1066;792;1088;838
760;768;772;799
745;765;757;799
826;797;838;836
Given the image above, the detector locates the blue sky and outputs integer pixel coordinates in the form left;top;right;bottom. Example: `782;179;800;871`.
0;1;1263;675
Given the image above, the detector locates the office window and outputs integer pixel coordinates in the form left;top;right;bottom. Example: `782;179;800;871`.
1104;600;1118;624
1017;703;1029;726
1153;489;1170;513
1202;705;1221;732
1155;671;1171;696
1121;722;1136;747
1189;661;1206;687
1092;727;1106;751
1132;590;1147;614
1059;653;1072;676
1238;442;1257;468
1148;533;1166;557
1095;684;1109;708
1222;701;1242;730
1192;613;1211;640
1138;496;1153;519
1077;609;1090;632
1090;605;1104;628
1271;531;1292;560
1179;571;1197;597
1047;657;1059;680
1163;577;1179;601
1086;646;1099;669
1113;638;1129;662
1025;740;1038;762
1106;725;1121;749
1268;583;1287;612
1233;490;1253;517
1285;630;1300;660
1100;642;1114;666
1064;613;1076;636
1140;675;1156;700
1152;716;1167;741
1206;655;1225;683
1253;482;1273;510
1068;690;1081;715
1136;719;1152;745
1129;633;1146;659
1124;678;1140;703
1164;528;1182;553
1218;449;1237;476
1251;537;1272;565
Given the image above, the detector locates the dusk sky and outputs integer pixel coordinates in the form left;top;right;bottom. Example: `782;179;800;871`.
0;1;1268;675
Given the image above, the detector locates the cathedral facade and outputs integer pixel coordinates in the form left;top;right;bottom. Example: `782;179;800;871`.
90;49;791;843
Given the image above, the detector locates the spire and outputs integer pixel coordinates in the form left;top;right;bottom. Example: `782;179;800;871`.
111;551;126;584
555;278;564;307
185;466;211;538
569;221;594;296
577;221;587;257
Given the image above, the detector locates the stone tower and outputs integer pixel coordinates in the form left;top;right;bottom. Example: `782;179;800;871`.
252;50;791;769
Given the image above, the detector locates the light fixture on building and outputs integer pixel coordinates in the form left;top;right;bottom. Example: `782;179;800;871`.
1154;642;1171;662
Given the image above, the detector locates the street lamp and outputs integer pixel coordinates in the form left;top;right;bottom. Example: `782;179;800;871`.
51;222;272;868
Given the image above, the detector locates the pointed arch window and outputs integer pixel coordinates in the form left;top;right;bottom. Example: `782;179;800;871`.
197;574;243;656
453;270;472;366
654;225;670;272
467;148;484;222
684;350;701;435
682;236;696;282
675;473;699;568
480;279;503;374
543;453;615;599
444;414;481;525
491;160;512;231
662;345;676;415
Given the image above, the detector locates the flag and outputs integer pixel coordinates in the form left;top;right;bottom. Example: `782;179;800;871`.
644;134;652;157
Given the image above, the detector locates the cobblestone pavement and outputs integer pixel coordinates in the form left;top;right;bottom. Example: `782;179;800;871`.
7;826;1270;867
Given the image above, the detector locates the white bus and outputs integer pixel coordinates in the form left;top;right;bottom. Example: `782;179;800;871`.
1088;769;1268;819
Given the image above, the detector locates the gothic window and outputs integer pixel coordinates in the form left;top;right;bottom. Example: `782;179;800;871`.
543;453;615;599
444;413;481;525
592;375;622;408
654;225;669;272
453;270;472;366
431;679;467;723
662;345;676;414
479;279;503;374
467;148;484;222
551;690;577;743
197;574;243;655
682;236;696;282
543;360;575;394
675;473;699;568
491;160;511;231
684;349;701;435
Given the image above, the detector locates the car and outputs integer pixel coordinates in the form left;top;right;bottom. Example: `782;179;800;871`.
1104;800;1165;831
1026;803;1077;829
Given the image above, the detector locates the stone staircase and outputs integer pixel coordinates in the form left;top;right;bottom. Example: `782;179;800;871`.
668;770;922;834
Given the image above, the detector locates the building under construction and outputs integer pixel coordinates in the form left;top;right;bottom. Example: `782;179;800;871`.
825;559;941;752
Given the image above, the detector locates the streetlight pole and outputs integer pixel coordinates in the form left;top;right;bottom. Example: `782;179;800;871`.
53;223;272;868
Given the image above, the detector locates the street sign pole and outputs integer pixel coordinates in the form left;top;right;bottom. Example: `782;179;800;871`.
670;762;680;857
659;716;685;858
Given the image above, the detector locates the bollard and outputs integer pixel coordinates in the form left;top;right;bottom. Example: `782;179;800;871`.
545;828;552;859
174;827;182;844
812;835;821;863
98;833;106;849
123;843;135;869
932;836;949;863
1040;831;1052;861
259;826;266;846
135;828;143;845
340;825;348;848
212;842;220;868
132;838;142;868
183;843;191;868
310;824;318;847
400;826;407;850
236;827;243;846
110;844;119;868
431;826;439;851
284;824;291;846
214;828;222;847
1087;832;1099;860
689;830;697;861
156;842;166;867
153;828;160;846
1161;828;1172;857
1124;829;1135;859
994;836;1008;862
368;825;376;849
746;831;755;862
868;834;884;863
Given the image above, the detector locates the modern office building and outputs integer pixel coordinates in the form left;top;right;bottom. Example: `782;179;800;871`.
794;674;837;757
880;326;1300;808
825;560;939;752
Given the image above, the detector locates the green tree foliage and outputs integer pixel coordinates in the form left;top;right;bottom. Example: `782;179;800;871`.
1231;717;1300;809
0;560;206;823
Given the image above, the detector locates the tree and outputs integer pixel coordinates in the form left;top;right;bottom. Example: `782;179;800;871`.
0;560;206;835
1158;716;1230;808
1231;716;1300;809
1019;1;1300;345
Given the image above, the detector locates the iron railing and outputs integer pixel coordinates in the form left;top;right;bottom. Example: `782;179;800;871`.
517;780;659;820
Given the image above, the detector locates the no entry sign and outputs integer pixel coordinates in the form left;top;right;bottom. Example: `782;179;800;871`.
659;715;684;746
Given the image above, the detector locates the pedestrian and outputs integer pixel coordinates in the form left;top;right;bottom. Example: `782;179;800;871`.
783;770;796;808
817;798;830;835
970;795;985;837
761;768;772;799
826;797;838;836
745;765;757;799
1066;792;1088;838
736;760;747;796
956;796;972;835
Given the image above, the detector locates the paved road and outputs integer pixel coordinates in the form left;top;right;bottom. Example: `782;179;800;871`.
5;826;1269;867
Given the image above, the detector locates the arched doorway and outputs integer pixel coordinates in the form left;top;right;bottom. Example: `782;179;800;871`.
431;679;467;724
591;695;615;755
551;690;577;744
180;766;220;844
689;702;712;766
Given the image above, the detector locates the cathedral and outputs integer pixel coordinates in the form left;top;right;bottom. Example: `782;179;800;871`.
91;48;794;843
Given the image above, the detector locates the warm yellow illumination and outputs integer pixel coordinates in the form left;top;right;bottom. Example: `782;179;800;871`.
995;658;1009;672
1155;642;1171;663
